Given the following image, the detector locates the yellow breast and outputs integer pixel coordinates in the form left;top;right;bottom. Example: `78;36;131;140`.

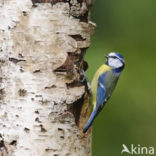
91;64;112;109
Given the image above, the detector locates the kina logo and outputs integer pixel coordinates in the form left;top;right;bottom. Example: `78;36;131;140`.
121;144;155;155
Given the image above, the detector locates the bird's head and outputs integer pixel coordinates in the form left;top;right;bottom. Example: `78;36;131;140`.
105;52;125;69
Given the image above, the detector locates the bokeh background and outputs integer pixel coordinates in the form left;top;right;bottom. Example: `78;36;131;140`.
85;0;156;155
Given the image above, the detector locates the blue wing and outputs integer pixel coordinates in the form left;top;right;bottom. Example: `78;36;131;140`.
96;72;107;109
83;72;107;133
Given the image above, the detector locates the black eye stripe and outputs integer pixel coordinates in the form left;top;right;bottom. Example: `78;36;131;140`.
110;56;117;59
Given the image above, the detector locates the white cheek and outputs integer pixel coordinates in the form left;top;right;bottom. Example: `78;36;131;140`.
108;58;123;68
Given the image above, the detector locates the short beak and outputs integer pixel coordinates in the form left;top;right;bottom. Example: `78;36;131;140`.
104;54;108;58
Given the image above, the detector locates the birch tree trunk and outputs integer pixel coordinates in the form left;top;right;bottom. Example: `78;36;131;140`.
0;0;95;155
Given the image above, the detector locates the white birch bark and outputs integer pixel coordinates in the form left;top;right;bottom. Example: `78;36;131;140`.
0;0;95;155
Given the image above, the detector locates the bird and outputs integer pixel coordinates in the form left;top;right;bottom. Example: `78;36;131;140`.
83;52;125;133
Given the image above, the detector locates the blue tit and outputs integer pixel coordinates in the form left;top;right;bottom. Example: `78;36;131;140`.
83;52;125;133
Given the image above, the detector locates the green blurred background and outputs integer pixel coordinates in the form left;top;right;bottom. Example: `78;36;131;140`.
85;0;156;155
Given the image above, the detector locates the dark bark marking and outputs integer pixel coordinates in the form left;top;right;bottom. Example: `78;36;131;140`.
31;0;67;4
35;95;42;97
33;69;41;73
0;89;5;100
20;68;24;72
39;99;50;105
35;117;42;123
40;125;47;132
16;114;19;118
35;110;40;114
18;89;27;97
0;135;5;148
70;34;86;41
9;140;17;146
0;59;5;64
58;128;64;131
54;102;57;105
45;85;56;89
32;0;51;3
0;134;8;155
77;0;83;3
18;53;24;58
51;0;67;5
83;60;88;71
74;11;89;23
0;89;4;95
45;148;53;151
22;11;27;16
66;81;82;88
24;128;30;133
60;136;64;139
9;58;26;64
0;77;2;83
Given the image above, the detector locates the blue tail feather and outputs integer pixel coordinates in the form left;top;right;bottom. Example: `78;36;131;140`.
83;110;97;133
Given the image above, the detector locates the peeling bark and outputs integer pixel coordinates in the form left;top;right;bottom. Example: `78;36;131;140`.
0;0;95;155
